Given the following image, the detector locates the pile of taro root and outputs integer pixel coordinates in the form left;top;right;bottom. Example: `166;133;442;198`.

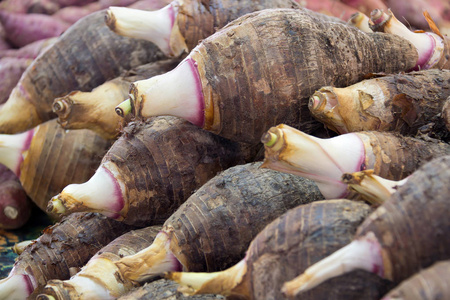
0;0;449;299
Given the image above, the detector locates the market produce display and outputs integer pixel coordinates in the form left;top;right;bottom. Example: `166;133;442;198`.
0;0;449;299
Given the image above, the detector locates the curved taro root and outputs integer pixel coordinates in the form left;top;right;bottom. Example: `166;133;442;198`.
39;226;162;300
281;155;450;297
113;162;324;291
105;0;302;57
48;116;259;226
260;124;450;199
0;164;31;229
0;212;136;300
167;199;393;300
381;260;450;300
370;9;450;71
0;9;167;134
0;119;111;214
309;69;450;140
116;8;418;143
52;59;180;139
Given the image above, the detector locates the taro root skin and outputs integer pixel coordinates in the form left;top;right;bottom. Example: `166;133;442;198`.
125;8;418;143
114;162;325;286
309;69;450;140
261;124;450;199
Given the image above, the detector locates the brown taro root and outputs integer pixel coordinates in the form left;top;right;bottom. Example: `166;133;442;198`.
0;9;167;135
281;155;450;297
39;226;162;300
0;164;31;229
381;260;450;300
117;279;223;300
261;124;450;199
167;199;393;300
52;58;180;139
112;162;324;295
370;9;450;71
443;96;450;131
0;119;111;214
48;116;259;226
309;69;450;140
115;8;419;143
105;0;303;57
0;212;136;300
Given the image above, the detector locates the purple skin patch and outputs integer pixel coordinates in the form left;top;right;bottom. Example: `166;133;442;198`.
413;33;436;71
23;274;34;296
103;167;125;219
185;58;205;128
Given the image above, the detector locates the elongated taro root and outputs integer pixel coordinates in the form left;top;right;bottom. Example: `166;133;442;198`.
53;58;180;139
116;8;419;143
105;0;302;57
113;162;324;291
0;119;111;214
39;225;162;300
0;164;31;229
0;212;136;300
309;69;450;140
48;116;259;226
281;155;450;297
381;260;450;300
261;124;450;199
370;9;450;70
341;170;407;206
167;199;392;300
0;9;167;135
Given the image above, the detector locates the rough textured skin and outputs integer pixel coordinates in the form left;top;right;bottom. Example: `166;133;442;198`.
100;116;259;226
357;131;450;182
190;8;418;143
311;69;450;141
382;260;450;300
19;120;111;215
54;58;181;139
175;0;301;52
165;162;325;273
118;279;224;299
241;200;392;300
11;212;136;297
41;226;162;299
357;155;450;283
0;9;166;134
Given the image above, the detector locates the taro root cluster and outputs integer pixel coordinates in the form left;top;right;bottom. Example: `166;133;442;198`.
0;1;449;300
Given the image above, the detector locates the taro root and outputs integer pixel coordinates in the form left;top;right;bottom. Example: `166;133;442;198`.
110;162;324;298
105;0;303;57
381;260;450;300
48;116;259;226
115;8;419;143
0;212;136;299
52;58;180;139
167;200;393;300
282;155;450;297
39;226;162;300
309;69;450;141
0;119;111;214
0;9;167;134
261;124;450;199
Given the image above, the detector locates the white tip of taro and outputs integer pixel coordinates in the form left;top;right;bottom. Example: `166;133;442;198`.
106;5;176;56
0;274;34;299
0;129;34;177
281;232;384;297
